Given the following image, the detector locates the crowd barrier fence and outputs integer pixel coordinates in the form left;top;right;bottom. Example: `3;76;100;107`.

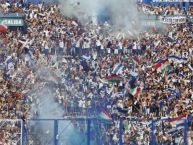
0;117;192;145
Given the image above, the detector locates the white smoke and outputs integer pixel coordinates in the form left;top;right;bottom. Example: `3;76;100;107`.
29;66;63;119
58;0;143;34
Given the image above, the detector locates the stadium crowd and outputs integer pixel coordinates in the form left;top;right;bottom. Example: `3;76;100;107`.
0;0;193;144
139;4;191;15
139;4;187;15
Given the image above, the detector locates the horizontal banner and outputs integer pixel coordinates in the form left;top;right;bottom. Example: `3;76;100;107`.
152;0;192;2
0;13;24;27
159;16;186;24
0;18;24;26
0;13;24;18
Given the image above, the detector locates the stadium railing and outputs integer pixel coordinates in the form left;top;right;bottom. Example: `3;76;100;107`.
0;116;191;145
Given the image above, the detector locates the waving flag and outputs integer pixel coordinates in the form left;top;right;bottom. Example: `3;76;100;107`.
132;56;140;64
82;55;91;60
5;56;13;70
166;114;188;137
0;24;8;33
168;55;187;63
112;63;123;74
128;87;140;97
168;114;187;129
105;74;122;84
99;111;112;121
99;78;108;84
166;114;192;145
160;64;168;80
164;88;181;99
153;58;168;69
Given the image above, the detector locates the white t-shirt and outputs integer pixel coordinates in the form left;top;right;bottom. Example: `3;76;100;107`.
96;40;101;47
84;41;90;49
133;42;137;50
59;41;64;48
107;48;111;53
76;40;80;48
45;43;49;50
118;42;123;49
114;49;118;54
101;44;104;50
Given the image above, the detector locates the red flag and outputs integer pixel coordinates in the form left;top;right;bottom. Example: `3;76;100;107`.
0;25;8;33
132;56;140;64
153;59;168;69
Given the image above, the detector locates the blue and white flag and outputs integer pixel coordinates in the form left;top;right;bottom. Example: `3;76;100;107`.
5;56;12;64
167;114;188;134
168;55;187;63
82;55;91;60
112;63;123;74
5;56;13;70
164;88;180;98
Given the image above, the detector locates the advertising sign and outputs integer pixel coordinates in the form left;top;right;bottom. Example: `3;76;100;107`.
159;16;187;24
0;18;24;26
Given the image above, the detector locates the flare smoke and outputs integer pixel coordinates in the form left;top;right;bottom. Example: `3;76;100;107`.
58;0;142;34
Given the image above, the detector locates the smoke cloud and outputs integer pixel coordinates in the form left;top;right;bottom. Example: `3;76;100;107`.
58;0;143;35
28;65;84;144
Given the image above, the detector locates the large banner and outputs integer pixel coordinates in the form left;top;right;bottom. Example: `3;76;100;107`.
0;19;24;26
140;15;193;28
143;0;192;6
152;0;191;2
159;15;187;24
0;13;24;26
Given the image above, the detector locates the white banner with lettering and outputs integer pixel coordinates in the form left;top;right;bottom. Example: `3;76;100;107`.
153;0;192;2
159;16;186;24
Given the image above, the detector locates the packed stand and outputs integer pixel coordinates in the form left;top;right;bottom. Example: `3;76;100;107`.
0;1;193;144
0;120;22;145
138;4;189;15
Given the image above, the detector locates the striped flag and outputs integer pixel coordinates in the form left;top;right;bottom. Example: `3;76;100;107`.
160;64;168;80
164;88;181;98
99;78;108;84
169;114;187;122
105;74;122;84
112;63;123;74
132;56;140;64
153;58;168;69
82;55;91;60
128;87;140;97
168;55;187;63
168;114;187;130
99;111;112;121
5;56;13;70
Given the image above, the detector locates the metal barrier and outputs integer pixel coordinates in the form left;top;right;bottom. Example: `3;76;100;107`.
23;118;117;145
0;117;192;145
25;119;55;145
